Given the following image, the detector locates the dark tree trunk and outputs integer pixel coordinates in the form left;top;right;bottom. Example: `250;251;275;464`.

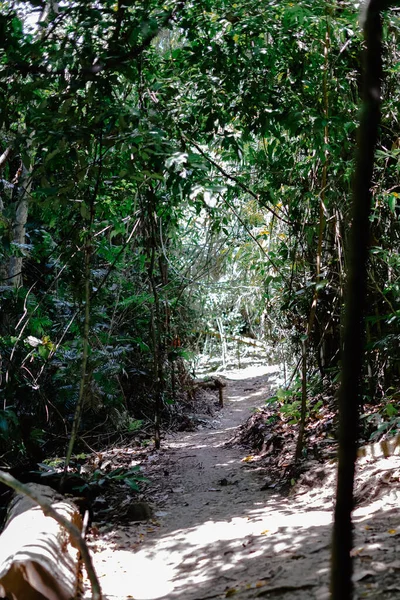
330;2;385;598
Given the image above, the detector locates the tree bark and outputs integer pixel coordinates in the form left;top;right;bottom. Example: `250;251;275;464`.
0;474;102;600
8;164;30;288
330;2;384;598
0;483;82;600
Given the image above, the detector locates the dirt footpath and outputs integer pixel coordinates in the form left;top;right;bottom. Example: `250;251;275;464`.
88;366;400;600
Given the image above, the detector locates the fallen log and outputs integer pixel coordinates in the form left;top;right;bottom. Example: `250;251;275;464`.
196;329;267;349
0;482;85;600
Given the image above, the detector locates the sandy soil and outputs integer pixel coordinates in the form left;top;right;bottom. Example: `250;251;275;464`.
87;366;400;600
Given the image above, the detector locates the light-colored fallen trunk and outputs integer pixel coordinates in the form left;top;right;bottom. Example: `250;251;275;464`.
200;329;268;349
0;483;82;600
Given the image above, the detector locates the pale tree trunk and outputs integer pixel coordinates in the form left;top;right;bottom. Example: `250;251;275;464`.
0;162;30;289
0;147;11;285
1;1;60;287
39;0;59;23
0;3;57;288
216;317;227;368
8;164;30;288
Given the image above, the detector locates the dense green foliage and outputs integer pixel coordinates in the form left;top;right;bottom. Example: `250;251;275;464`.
1;0;400;463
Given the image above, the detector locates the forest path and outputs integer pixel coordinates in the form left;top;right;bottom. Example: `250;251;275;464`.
88;367;400;600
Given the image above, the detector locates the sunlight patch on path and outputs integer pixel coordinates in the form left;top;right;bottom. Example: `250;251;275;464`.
219;364;280;380
91;548;175;599
90;499;333;600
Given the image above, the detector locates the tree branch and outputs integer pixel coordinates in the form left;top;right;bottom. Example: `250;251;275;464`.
183;135;292;225
0;147;11;169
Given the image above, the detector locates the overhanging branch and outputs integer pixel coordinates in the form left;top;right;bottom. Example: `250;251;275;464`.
183;135;292;226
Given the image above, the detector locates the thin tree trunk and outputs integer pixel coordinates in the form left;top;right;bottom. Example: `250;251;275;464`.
2;163;31;288
295;17;330;460
147;206;164;450
64;132;101;472
330;3;384;598
64;234;91;472
216;317;227;368
295;340;308;460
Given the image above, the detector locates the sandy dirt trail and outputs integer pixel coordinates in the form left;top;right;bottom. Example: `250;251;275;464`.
89;366;400;600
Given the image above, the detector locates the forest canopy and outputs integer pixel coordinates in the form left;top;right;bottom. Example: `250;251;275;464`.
0;0;400;465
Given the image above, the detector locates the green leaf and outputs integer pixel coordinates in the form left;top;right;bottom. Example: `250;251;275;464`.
388;194;397;213
385;403;398;418
315;279;328;291
80;203;90;220
124;478;140;491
